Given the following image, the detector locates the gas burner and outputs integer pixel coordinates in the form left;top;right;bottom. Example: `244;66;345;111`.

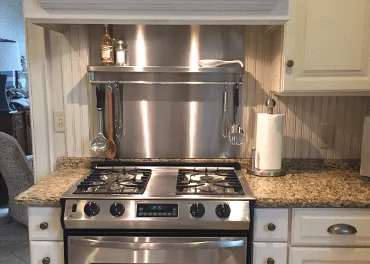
117;174;136;181
177;167;245;195
193;175;224;183
73;167;151;195
109;183;123;192
198;184;218;193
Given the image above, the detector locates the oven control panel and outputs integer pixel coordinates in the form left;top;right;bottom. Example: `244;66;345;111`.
137;204;178;217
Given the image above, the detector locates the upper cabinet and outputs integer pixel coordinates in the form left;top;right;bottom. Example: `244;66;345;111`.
276;0;370;95
24;0;289;25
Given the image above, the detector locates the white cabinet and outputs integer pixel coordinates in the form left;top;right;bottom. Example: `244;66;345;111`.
253;242;288;264
28;207;63;241
290;247;370;263
253;209;288;264
28;207;64;264
292;208;370;246
254;209;289;242
278;0;370;95
30;241;64;264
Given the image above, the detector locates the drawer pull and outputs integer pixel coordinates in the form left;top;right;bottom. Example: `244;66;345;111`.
40;222;49;230
267;258;275;264
42;257;50;264
267;223;276;231
327;224;357;235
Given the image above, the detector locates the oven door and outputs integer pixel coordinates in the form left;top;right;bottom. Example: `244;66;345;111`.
68;236;247;264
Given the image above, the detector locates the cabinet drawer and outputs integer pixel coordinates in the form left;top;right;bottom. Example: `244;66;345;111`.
28;207;63;241
254;209;289;242
30;241;64;264
253;242;287;264
292;208;370;246
290;247;370;263
13;114;24;129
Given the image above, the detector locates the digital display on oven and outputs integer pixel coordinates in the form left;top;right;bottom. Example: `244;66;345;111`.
137;204;178;217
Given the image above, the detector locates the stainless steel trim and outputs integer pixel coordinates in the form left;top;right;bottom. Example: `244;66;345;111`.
70;237;245;250
247;167;286;177
327;224;358;235
87;66;244;74
62;199;251;230
90;80;243;85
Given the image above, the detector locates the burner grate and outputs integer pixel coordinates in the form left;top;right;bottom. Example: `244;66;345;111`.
73;168;152;195
176;168;244;195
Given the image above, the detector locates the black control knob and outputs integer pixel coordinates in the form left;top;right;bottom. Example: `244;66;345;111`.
190;203;205;218
215;203;231;219
84;202;100;217
267;258;275;264
110;202;125;217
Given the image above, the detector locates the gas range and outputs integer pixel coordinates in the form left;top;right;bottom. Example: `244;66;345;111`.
60;161;255;230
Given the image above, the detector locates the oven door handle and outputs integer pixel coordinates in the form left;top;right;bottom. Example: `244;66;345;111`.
70;238;245;250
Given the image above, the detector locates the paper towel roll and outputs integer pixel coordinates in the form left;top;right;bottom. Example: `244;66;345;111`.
255;113;284;170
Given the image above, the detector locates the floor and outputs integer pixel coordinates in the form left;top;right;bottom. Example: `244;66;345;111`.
0;210;29;264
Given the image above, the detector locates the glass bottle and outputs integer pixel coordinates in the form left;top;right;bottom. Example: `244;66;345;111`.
100;24;114;66
115;40;128;66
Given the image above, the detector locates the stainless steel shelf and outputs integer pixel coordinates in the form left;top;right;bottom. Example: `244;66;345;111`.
87;65;244;74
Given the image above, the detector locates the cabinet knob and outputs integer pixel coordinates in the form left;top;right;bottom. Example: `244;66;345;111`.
42;257;50;264
287;60;294;67
267;223;276;231
39;222;48;230
267;258;275;264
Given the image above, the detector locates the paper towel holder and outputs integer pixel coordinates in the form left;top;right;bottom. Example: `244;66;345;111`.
247;147;286;177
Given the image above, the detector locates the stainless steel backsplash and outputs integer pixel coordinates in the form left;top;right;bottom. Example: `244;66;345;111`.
89;25;245;158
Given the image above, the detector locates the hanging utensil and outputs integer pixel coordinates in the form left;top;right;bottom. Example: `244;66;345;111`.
113;82;123;138
221;83;230;138
90;85;109;152
229;82;245;145
106;85;117;159
199;59;244;68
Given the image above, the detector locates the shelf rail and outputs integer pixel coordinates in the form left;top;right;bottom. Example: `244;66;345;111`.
87;65;244;85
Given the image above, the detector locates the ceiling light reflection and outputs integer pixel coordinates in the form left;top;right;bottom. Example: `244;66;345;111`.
141;100;151;158
189;25;200;71
135;25;147;71
189;101;197;158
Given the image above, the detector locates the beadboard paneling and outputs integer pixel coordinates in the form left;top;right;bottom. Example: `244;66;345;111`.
244;26;370;159
61;25;91;157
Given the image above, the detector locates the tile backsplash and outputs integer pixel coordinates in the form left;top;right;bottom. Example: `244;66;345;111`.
242;26;370;159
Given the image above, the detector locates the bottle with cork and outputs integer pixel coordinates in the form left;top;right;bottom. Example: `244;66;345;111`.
100;24;114;66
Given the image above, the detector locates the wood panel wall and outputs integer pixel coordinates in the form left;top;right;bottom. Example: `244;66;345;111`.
243;26;370;159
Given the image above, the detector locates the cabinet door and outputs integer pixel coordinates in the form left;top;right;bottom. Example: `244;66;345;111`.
290;247;370;263
253;242;287;264
254;209;289;242
282;0;370;94
28;207;63;241
30;241;64;264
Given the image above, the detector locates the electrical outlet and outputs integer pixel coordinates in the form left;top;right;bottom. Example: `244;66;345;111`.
54;110;65;133
319;124;334;149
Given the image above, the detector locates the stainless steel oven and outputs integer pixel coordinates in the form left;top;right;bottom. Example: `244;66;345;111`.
68;236;248;264
61;162;255;264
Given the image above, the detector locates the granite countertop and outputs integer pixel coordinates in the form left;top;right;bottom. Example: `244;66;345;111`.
14;158;370;208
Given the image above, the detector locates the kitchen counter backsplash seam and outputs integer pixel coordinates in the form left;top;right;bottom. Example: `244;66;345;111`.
57;157;361;171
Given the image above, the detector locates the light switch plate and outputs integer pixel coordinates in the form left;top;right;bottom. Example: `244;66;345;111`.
54;110;65;133
319;124;335;149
